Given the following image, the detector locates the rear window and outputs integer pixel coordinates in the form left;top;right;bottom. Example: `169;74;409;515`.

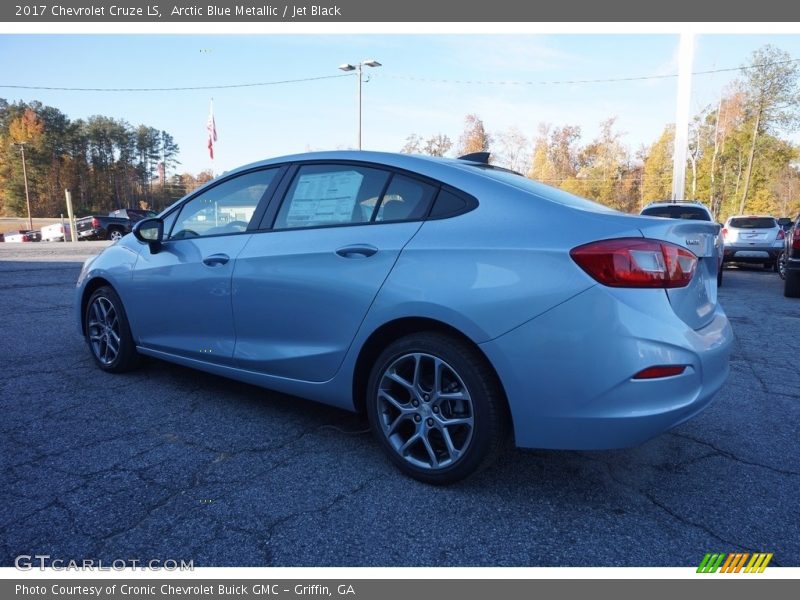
466;165;616;213
641;205;711;221
729;217;776;229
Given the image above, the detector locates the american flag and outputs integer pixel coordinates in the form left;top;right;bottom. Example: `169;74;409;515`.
207;100;217;159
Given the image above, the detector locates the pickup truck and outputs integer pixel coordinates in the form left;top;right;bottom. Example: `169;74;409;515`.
76;208;158;241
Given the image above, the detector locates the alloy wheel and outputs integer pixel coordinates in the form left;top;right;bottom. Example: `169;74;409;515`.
376;352;474;470
87;296;121;366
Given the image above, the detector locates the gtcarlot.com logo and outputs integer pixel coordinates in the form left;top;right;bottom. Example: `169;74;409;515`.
697;552;773;573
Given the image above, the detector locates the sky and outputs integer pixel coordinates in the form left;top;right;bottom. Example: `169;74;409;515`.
1;33;800;176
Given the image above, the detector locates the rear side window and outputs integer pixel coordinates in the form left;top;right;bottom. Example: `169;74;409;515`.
641;206;711;221
729;217;776;229
274;165;390;229
374;175;437;222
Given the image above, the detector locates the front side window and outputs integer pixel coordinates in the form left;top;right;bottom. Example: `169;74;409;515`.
170;169;278;239
274;164;390;229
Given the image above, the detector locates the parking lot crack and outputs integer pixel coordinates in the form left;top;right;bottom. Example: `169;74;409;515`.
668;432;800;477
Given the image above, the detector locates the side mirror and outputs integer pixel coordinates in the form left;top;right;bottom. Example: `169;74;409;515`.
132;218;164;254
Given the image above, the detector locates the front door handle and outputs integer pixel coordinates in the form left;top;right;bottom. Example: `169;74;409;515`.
203;253;230;267
335;244;379;259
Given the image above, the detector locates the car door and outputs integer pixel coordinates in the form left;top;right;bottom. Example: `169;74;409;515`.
232;162;438;382
126;167;283;365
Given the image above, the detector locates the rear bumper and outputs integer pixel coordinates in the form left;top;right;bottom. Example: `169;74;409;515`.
479;285;733;450
723;245;781;263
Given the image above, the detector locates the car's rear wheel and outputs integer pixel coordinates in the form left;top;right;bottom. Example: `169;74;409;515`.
85;286;139;372
108;228;124;242
785;270;800;298
366;332;508;484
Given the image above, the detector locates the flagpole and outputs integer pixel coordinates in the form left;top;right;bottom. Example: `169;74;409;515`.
207;97;217;176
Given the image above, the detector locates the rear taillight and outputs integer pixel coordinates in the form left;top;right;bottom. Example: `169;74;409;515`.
633;365;687;379
570;238;698;288
777;229;785;240
91;217;100;228
793;234;800;250
721;227;728;239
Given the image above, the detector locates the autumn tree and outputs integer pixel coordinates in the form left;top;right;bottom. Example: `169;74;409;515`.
423;134;453;157
495;127;529;173
456;114;491;156
642;125;674;202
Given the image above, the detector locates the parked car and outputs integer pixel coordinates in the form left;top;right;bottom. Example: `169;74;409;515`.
75;151;733;483
3;229;40;242
76;208;157;241
778;213;800;297
721;215;784;271
41;222;72;242
640;200;724;286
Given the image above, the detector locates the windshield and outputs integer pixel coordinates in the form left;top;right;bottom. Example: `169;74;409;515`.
641;205;711;221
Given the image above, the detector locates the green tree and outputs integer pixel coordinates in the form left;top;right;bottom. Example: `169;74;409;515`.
737;45;800;213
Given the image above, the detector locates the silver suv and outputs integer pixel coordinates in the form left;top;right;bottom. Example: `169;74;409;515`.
722;215;784;271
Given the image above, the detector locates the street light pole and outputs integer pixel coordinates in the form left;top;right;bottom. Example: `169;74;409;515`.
339;59;382;150
14;142;33;230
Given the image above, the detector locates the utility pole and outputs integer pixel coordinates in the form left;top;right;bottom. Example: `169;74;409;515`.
671;33;695;202
14;142;33;230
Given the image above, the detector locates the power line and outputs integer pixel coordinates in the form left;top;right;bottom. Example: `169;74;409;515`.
0;73;353;92
0;58;798;93
376;58;800;86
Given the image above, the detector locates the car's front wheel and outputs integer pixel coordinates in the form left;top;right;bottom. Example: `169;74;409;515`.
85;286;140;373
366;332;508;484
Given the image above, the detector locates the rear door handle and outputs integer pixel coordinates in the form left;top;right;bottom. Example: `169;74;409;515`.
203;253;230;267
335;244;378;259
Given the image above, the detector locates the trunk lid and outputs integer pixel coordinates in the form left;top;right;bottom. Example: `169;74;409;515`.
636;217;719;330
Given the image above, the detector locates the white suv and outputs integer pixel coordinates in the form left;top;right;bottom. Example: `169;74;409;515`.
640;201;723;286
721;215;784;271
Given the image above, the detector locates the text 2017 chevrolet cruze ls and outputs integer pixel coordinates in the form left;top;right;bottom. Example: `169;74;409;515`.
76;151;733;483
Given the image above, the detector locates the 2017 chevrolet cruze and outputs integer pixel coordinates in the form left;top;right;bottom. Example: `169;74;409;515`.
76;151;733;484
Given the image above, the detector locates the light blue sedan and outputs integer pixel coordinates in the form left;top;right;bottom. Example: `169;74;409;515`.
76;151;733;483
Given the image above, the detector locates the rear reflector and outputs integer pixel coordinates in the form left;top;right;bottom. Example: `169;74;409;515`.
633;365;687;379
570;238;698;288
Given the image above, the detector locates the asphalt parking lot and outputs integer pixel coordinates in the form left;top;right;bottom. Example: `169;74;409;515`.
1;242;798;567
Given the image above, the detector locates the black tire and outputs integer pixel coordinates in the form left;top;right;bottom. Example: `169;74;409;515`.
107;227;124;242
777;252;787;280
84;286;140;373
785;271;800;298
365;332;509;484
